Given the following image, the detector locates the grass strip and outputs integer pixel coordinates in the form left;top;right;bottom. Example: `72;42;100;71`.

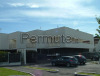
0;67;31;76
25;66;57;71
78;72;100;76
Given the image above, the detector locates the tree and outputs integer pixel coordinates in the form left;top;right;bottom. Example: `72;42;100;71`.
95;16;100;39
96;16;100;24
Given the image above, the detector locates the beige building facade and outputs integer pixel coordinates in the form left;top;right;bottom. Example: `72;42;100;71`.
0;27;94;64
95;40;100;52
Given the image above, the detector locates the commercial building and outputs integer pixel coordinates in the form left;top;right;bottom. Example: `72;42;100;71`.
0;27;94;65
95;40;100;52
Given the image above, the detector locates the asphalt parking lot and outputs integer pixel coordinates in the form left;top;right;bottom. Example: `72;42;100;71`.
5;61;100;76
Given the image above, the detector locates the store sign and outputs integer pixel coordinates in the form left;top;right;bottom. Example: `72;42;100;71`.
21;33;79;44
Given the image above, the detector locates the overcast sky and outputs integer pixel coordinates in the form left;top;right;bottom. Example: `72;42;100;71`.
0;0;100;35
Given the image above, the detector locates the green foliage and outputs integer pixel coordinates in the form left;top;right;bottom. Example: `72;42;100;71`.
78;72;100;76
96;16;100;24
95;33;100;39
26;66;57;71
0;51;8;62
95;25;100;39
0;68;31;76
96;27;100;33
0;51;8;54
95;16;100;39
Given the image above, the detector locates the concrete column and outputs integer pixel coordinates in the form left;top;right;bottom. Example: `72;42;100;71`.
24;49;26;64
22;49;26;65
17;49;26;65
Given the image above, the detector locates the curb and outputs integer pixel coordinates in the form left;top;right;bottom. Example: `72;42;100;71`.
25;66;59;73
47;69;59;73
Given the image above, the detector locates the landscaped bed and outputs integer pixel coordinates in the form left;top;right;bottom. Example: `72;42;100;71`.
0;67;31;76
77;72;100;76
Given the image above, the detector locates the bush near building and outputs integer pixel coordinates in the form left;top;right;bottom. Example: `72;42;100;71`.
0;51;8;62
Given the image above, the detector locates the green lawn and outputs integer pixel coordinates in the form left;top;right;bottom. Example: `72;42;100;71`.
0;67;31;76
78;72;100;76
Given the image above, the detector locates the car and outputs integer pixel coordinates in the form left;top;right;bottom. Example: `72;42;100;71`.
51;56;78;67
73;55;86;65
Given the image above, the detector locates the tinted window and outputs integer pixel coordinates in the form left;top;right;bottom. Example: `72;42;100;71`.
82;56;86;59
74;56;79;59
62;57;69;60
70;58;77;61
